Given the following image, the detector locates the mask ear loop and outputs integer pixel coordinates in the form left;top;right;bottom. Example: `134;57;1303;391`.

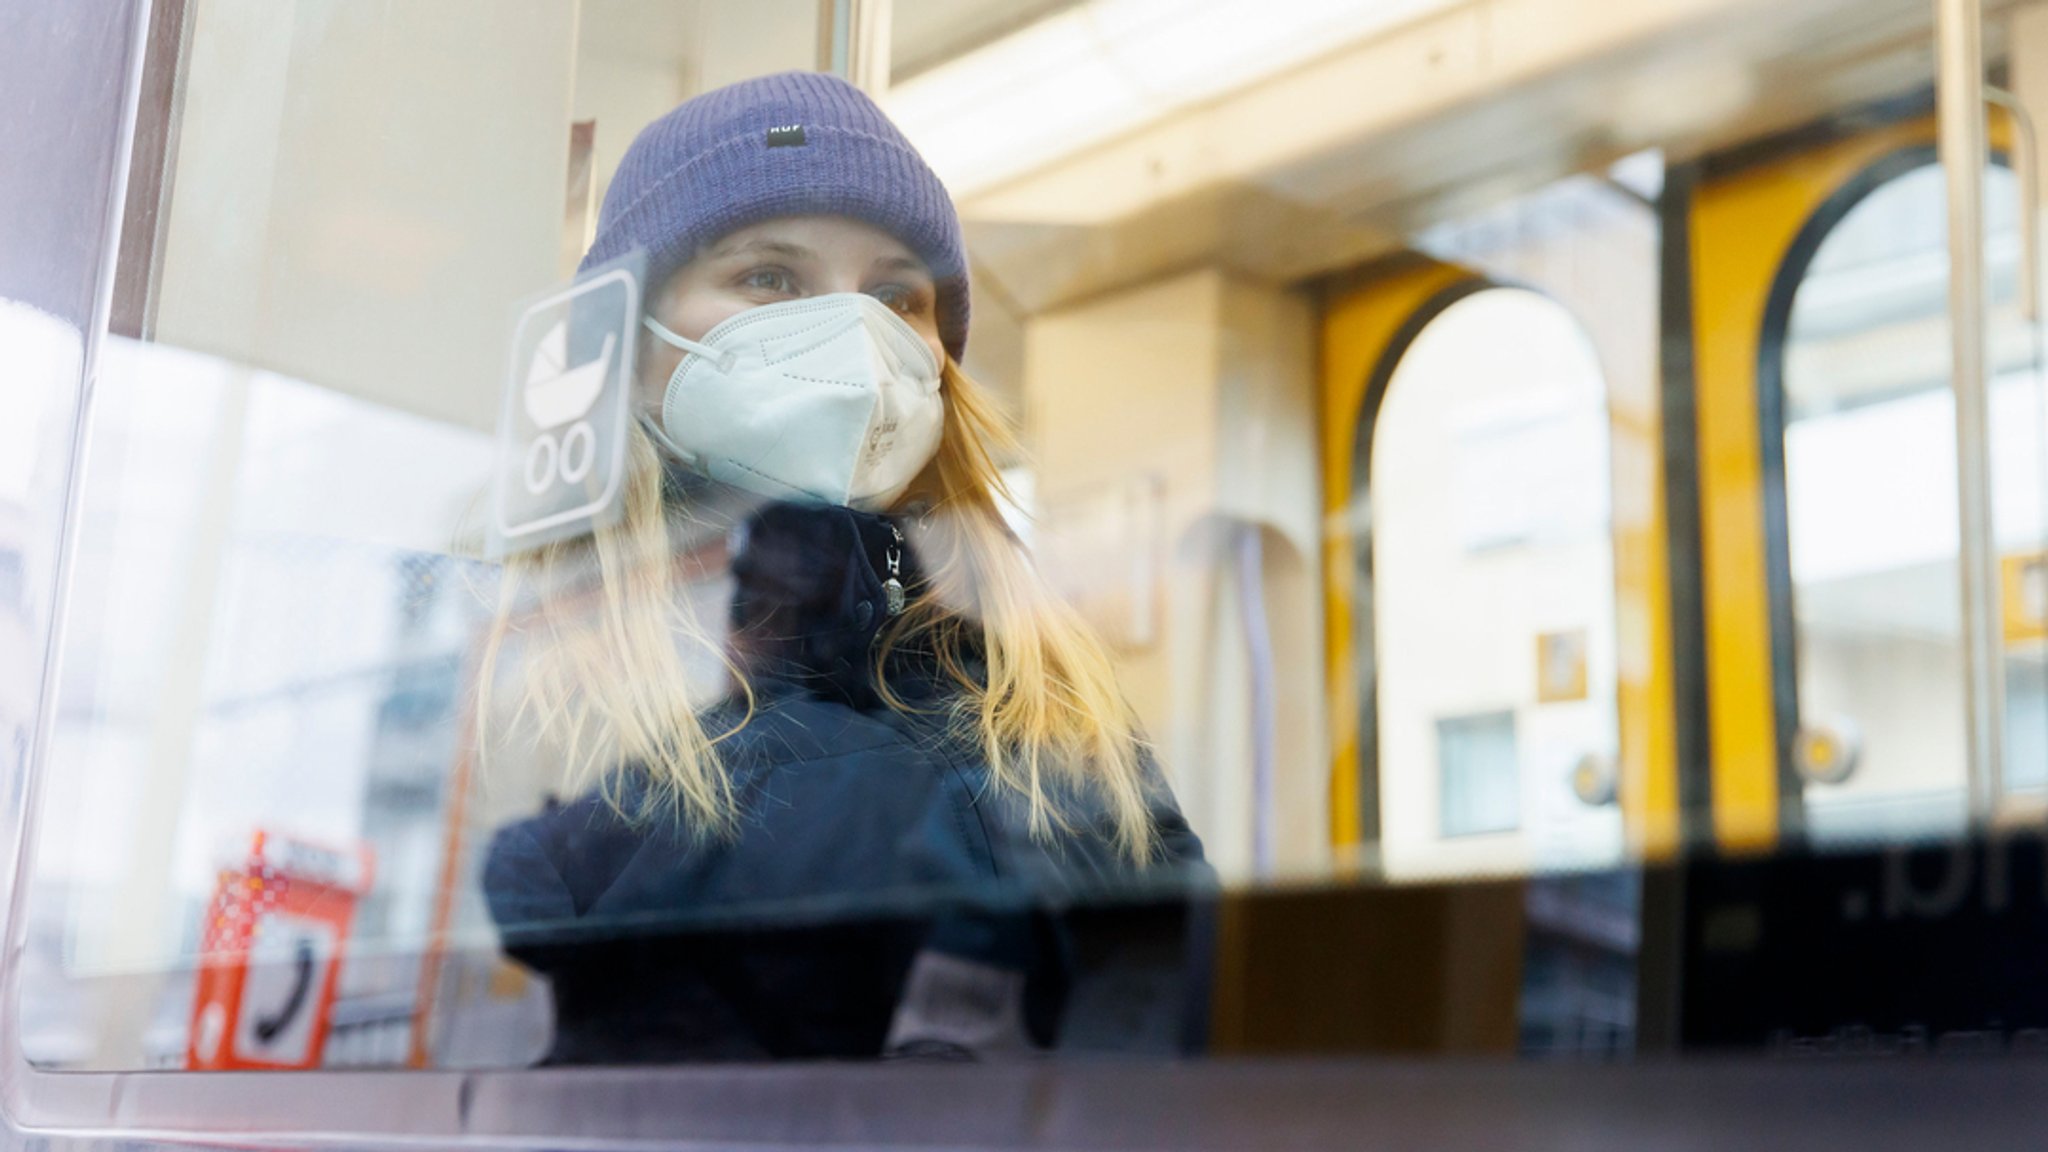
639;315;741;466
643;314;739;374
634;412;697;466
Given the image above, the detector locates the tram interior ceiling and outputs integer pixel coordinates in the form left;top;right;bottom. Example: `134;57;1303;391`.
8;0;2048;1148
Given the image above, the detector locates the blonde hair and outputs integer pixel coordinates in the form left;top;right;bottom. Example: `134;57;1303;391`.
478;360;1161;863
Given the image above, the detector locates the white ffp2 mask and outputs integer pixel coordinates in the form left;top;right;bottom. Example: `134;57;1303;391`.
641;293;945;512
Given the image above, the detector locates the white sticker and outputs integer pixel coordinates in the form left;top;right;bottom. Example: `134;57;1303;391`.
490;254;641;557
232;914;336;1065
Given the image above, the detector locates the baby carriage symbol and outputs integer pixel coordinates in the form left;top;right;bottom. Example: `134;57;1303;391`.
522;320;615;494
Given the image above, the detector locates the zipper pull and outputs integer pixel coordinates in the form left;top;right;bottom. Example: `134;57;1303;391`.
882;522;906;617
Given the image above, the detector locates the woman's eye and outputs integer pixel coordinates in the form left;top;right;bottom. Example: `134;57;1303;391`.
740;267;796;295
869;284;922;315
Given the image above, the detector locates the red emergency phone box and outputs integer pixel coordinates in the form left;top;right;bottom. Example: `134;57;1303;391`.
187;830;374;1070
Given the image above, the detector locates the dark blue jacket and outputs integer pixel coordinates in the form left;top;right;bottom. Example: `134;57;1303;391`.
483;502;1207;1063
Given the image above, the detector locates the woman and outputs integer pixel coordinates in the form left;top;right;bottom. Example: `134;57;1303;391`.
481;71;1204;1064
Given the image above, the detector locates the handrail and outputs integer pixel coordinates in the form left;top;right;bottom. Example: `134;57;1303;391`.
1936;0;2005;823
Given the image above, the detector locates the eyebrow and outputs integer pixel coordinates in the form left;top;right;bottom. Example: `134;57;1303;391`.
706;237;930;278
870;254;931;279
708;238;815;262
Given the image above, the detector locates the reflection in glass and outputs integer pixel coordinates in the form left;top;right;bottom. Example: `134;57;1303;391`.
1781;161;2045;843
22;337;496;1069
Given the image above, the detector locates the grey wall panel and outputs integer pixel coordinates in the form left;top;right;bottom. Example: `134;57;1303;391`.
0;1;143;1138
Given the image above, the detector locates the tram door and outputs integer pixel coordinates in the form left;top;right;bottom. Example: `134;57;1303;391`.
1688;115;2046;852
1320;177;1676;883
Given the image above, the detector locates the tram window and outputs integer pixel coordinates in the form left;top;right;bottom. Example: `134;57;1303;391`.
1366;287;1623;879
1779;161;2045;841
1437;711;1520;838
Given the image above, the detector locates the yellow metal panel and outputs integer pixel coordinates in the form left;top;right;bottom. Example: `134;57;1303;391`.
1691;166;1799;854
1319;260;1469;853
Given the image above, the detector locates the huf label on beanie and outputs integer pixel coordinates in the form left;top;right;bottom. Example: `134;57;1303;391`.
766;124;807;148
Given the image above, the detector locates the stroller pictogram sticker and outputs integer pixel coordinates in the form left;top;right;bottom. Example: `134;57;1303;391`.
522;322;614;493
491;258;640;556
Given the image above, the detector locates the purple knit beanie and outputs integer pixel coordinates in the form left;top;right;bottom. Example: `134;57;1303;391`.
581;70;970;361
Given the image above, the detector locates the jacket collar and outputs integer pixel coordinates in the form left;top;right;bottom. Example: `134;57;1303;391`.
725;500;944;710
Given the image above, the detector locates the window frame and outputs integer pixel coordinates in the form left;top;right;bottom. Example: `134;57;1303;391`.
1753;142;2016;834
1345;276;1627;858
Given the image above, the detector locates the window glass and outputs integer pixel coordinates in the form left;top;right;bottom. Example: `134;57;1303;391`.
1781;161;2047;843
20;0;2035;1097
1368;287;1625;880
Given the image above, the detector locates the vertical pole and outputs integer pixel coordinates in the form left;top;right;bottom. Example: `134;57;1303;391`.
819;0;891;95
1937;0;2005;822
816;0;844;77
1236;524;1277;876
845;0;891;95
